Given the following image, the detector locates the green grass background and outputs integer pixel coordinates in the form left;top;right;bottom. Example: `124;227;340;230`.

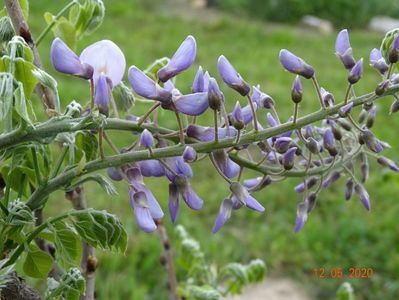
25;0;399;299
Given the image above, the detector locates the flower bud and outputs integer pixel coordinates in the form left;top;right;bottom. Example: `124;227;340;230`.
345;179;354;200
354;184;371;211
377;156;399;172
291;75;302;103
251;85;275;108
375;80;389;96
388;33;399;64
329;121;342;141
266;112;279;127
323;128;338;156
279;49;315;79
192;66;204;93
140;129;154;148
217;55;250;96
366;105;377;128
182;146;197;162
320;87;334;107
294;177;318;193
390;99;399;114
306;192;317;213
339;102;353;116
358;109;368;124
246;176;273;192
322;171;340;188
347;58;363;84
306;137;321;154
360;130;383;153
107;167;123;181
208;77;224;110
282;147;297;170
168;183;179;223
335;29;356;70
274;137;292;153
230;101;245;130
336;118;352;131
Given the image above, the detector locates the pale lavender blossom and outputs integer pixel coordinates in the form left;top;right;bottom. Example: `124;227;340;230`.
217;55;250;96
279;49;315;79
335;29;356;69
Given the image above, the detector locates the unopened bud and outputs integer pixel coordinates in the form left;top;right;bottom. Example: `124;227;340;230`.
291;75;302;103
375;80;389;96
345;179;354;200
306;137;321;154
389;99;399;114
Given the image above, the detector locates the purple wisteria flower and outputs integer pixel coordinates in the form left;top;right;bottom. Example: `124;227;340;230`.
230;101;244;129
183;146;197;162
339;102;354;115
138;160;166;177
230;182;265;212
128;66;209;116
251;85;274;108
51;38;126;116
279;49;315;79
369;48;389;74
208;77;224;110
50;38;93;79
354;184;371;211
282;147;297;170
186;124;237;142
335;29;356;70
157;35;197;82
130;190;157;233
320;87;334;107
217;55;250;96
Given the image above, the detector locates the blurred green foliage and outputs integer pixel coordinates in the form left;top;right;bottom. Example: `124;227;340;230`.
213;0;399;28
25;0;399;299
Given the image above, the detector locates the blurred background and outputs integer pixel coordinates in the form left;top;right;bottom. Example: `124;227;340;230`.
29;0;399;299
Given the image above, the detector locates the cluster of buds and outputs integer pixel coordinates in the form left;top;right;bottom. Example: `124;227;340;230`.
50;29;399;233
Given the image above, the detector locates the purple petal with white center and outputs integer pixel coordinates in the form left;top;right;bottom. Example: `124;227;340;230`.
212;198;233;233
279;49;314;79
128;66;172;102
168;184;180;223
95;74;110;116
192;66;204;93
50;38;93;79
157;35;196;82
137;160;165;177
174;92;209;116
217;55;250;96
80;40;125;86
186;124;237;142
140;129;154;148
130;190;157;233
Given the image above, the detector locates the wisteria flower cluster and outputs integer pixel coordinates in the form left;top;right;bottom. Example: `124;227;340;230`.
50;28;399;234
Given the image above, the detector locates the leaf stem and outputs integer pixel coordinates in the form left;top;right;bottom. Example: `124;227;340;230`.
31;147;43;186
247;95;258;131
311;76;326;109
50;146;68;179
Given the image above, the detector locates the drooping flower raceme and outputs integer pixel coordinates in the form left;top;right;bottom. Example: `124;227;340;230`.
51;38;126;116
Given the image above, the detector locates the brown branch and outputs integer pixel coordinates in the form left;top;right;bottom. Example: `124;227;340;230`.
66;187;96;300
0;272;42;300
4;0;56;112
156;220;180;300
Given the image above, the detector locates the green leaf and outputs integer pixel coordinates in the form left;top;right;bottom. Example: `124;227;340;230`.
14;80;33;126
0;17;15;43
44;13;76;50
75;131;98;162
380;28;399;63
0;57;38;98
52;221;81;266
70;209;127;252
180;285;221;300
70;0;104;38
0;73;14;122
23;245;53;279
46;267;85;300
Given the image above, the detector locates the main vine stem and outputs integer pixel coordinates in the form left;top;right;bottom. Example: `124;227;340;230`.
20;84;399;211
